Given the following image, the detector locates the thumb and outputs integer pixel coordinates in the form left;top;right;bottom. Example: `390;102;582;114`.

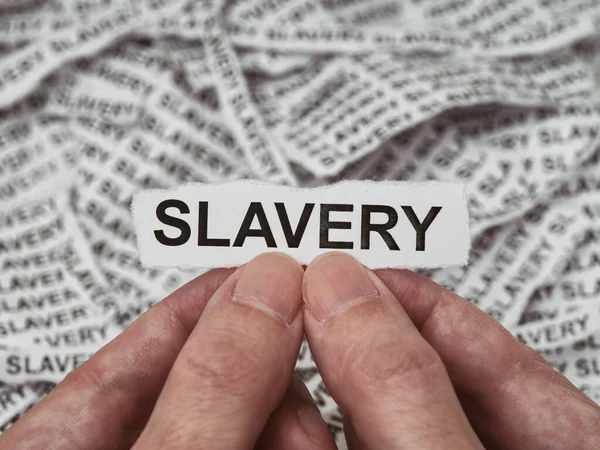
133;253;305;450
302;252;483;450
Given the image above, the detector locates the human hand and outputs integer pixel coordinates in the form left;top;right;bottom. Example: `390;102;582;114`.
301;252;600;449
0;253;335;449
1;252;599;450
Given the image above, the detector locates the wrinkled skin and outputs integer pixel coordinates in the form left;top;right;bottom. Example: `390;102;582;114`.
2;252;599;450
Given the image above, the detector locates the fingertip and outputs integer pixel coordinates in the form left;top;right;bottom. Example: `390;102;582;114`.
233;252;304;325
250;251;305;273
303;252;379;322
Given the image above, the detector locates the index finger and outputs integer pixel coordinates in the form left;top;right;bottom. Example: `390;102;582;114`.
376;268;600;450
0;268;234;450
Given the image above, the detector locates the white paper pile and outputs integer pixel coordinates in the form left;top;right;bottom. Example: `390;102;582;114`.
1;0;600;447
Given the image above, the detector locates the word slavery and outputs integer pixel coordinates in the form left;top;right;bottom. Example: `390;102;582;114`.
133;181;471;269
154;199;442;251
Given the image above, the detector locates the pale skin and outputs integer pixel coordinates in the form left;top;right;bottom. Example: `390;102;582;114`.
2;252;600;449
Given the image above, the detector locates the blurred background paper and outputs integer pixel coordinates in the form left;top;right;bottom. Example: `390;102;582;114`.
1;1;600;448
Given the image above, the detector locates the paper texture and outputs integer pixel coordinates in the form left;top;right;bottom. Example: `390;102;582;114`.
1;0;600;447
132;180;471;269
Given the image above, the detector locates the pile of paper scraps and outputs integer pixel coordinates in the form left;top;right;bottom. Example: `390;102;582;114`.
1;1;600;447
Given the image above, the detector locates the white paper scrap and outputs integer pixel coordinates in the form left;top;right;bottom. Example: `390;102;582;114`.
132;180;471;269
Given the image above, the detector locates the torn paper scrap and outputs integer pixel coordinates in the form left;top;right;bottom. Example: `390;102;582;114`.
132;180;471;269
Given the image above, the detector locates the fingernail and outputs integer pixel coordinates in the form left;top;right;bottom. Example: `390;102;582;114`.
233;252;303;325
297;406;332;449
304;252;378;321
